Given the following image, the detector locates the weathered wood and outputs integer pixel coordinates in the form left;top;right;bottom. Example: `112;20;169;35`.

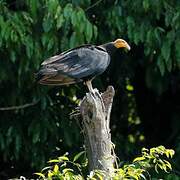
80;86;116;176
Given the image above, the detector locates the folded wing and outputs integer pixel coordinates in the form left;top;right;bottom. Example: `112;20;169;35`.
36;45;110;85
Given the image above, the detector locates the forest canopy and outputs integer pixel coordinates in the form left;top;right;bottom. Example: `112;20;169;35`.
0;0;179;179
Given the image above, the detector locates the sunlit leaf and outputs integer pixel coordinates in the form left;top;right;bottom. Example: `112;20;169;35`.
62;168;74;174
34;172;45;178
59;156;69;161
48;159;60;163
133;156;146;162
73;151;85;162
53;164;59;173
48;171;54;178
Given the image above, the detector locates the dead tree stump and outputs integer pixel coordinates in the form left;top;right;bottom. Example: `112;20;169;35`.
80;86;116;176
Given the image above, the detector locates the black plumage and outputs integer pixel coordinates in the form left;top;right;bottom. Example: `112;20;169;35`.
36;39;130;92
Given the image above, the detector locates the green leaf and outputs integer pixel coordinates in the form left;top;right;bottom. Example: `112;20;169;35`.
62;168;74;174
47;37;54;51
2;22;11;41
63;3;73;19
41;33;49;47
164;160;172;170
71;10;77;27
59;156;69;161
133;156;146;162
146;29;153;44
47;0;59;14
126;84;134;91
168;149;175;158
85;21;92;42
76;9;86;33
139;24;145;42
93;25;98;39
77;9;86;23
53;164;59;173
79;22;85;33
48;171;54;178
69;32;77;48
56;15;64;29
172;12;180;29
29;0;38;19
0;134;5;150
166;57;172;72
144;46;151;56
42;166;51;172
26;39;33;59
157;163;163;170
143;0;149;11
10;51;16;63
95;173;104;180
155;164;159;173
161;40;171;63
140;173;146;180
73;151;85;162
134;31;140;45
157;55;165;76
42;16;53;32
55;5;62;19
15;135;21;155
10;30;18;42
32;129;40;144
154;28;161;44
48;159;61;163
34;172;45;178
126;16;135;40
7;126;13;137
175;39;180;64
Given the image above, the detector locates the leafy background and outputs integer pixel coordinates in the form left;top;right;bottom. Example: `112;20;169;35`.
0;0;179;179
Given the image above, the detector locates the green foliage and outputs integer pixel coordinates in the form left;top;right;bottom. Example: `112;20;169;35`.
35;146;175;179
0;0;96;170
133;146;174;173
114;146;175;180
0;0;180;178
106;0;180;76
35;152;86;179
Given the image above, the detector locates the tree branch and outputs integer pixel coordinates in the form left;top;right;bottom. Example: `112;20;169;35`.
0;100;39;111
85;0;103;12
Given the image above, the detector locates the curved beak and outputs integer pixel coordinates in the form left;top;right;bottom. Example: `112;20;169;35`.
126;43;131;51
114;39;131;51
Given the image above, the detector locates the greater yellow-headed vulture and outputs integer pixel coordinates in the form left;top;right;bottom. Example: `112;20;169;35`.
36;39;130;92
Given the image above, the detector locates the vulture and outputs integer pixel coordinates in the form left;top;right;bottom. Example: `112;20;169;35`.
36;39;130;92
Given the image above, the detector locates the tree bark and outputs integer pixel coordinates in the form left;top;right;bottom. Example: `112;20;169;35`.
80;86;116;176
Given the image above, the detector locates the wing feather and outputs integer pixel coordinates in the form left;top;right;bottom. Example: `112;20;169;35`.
36;45;110;85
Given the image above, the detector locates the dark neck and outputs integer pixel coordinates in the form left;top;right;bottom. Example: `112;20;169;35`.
101;42;117;55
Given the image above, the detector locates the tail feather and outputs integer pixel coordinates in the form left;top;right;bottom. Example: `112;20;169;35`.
35;67;57;82
35;66;82;86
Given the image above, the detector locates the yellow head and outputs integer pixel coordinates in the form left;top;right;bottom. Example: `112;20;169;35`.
113;39;131;50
